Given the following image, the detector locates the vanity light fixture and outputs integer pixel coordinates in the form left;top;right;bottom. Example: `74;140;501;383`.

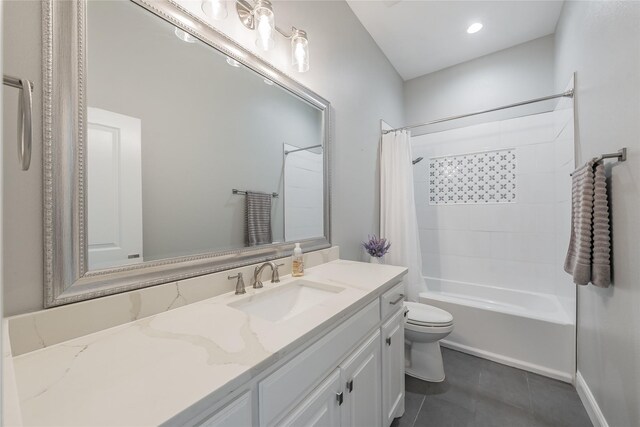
201;0;228;21
174;27;196;43
218;0;311;72
467;22;483;34
291;28;309;73
253;0;276;51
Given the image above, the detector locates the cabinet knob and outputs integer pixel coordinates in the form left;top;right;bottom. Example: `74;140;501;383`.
386;337;392;346
347;379;354;393
336;391;344;405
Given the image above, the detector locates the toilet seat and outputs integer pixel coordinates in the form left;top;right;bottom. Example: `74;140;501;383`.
404;302;453;327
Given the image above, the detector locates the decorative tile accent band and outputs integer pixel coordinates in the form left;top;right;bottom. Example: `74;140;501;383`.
428;149;517;205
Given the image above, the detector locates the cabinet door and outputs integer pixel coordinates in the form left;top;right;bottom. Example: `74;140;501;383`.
197;392;252;427
340;330;381;427
278;369;342;427
381;308;405;427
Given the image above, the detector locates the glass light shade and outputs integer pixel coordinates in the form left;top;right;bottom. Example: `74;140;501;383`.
174;27;196;43
254;2;275;51
201;0;227;21
226;57;240;67
291;30;309;73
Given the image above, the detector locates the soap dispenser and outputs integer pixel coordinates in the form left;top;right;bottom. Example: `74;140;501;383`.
292;243;304;277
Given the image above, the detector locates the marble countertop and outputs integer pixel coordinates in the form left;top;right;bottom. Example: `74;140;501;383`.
10;260;407;426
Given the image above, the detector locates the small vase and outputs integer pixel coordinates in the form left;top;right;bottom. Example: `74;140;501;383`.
369;256;384;264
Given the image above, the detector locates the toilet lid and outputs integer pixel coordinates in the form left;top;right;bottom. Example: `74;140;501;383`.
404;302;453;326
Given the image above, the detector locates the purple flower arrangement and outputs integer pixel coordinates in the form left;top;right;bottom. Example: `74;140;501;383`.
362;235;391;258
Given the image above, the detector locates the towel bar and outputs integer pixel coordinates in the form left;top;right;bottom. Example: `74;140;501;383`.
570;148;627;176
593;148;627;163
3;74;33;171
232;189;279;198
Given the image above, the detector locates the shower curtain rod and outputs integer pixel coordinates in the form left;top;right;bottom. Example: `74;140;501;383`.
382;89;574;134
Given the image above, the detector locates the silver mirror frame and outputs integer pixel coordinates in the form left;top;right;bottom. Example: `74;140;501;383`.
43;0;331;307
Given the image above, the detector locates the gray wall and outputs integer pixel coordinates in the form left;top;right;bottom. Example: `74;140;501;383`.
2;0;404;315
2;0;44;317
554;2;640;426
88;1;322;260
403;35;556;135
201;0;406;262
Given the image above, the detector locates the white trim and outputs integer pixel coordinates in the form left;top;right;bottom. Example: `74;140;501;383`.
575;371;609;427
440;340;573;383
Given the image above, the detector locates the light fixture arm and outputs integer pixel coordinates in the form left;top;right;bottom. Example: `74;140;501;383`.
230;0;309;72
235;0;256;29
234;0;298;38
275;26;295;39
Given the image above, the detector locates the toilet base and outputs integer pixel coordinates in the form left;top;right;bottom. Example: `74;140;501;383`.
406;341;446;382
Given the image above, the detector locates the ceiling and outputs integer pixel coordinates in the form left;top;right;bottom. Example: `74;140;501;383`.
347;1;564;81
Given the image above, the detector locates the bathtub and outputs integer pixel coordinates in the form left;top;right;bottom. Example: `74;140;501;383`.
419;278;576;383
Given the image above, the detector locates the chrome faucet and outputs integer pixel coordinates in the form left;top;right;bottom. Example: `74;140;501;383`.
252;262;283;288
228;272;246;295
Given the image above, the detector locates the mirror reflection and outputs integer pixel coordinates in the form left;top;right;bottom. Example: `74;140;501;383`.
86;1;324;270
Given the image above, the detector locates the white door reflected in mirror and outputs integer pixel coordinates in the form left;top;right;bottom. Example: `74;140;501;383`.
87;107;144;270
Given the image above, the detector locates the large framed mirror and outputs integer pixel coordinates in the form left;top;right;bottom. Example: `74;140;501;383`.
43;0;331;307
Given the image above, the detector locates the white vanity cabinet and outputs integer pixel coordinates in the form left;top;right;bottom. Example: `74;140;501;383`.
279;329;385;427
196;392;252;427
340;330;382;427
278;370;342;427
189;281;406;427
382;308;406;427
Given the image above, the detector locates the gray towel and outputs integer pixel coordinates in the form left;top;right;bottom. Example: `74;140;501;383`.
245;191;272;246
564;160;611;287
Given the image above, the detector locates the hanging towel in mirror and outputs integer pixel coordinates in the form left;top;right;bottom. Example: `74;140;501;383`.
245;191;272;246
564;160;611;287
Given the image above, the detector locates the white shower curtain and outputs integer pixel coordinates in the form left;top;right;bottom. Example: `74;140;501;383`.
380;130;426;302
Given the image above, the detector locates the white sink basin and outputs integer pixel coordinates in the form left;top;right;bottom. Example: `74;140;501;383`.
228;279;345;322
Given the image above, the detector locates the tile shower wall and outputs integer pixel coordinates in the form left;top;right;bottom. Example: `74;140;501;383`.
412;110;574;304
284;144;324;241
428;149;517;205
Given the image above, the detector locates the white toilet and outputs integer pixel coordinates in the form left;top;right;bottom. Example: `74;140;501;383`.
403;301;454;382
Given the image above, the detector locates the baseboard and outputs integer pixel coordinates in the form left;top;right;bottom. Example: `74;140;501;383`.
575;371;609;427
440;340;573;383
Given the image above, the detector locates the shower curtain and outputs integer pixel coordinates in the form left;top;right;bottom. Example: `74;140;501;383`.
380;130;427;302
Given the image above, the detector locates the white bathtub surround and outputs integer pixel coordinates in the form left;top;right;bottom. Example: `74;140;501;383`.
380;130;426;302
283;143;324;241
420;278;574;382
7;260;407;426
411;107;576;381
413;110;575;299
7;246;339;357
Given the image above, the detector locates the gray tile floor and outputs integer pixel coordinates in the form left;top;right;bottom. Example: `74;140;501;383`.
392;348;592;427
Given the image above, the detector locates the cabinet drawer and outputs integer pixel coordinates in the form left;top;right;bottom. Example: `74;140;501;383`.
381;282;405;320
260;299;380;426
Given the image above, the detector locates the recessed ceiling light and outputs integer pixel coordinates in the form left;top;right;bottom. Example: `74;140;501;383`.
467;22;483;34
